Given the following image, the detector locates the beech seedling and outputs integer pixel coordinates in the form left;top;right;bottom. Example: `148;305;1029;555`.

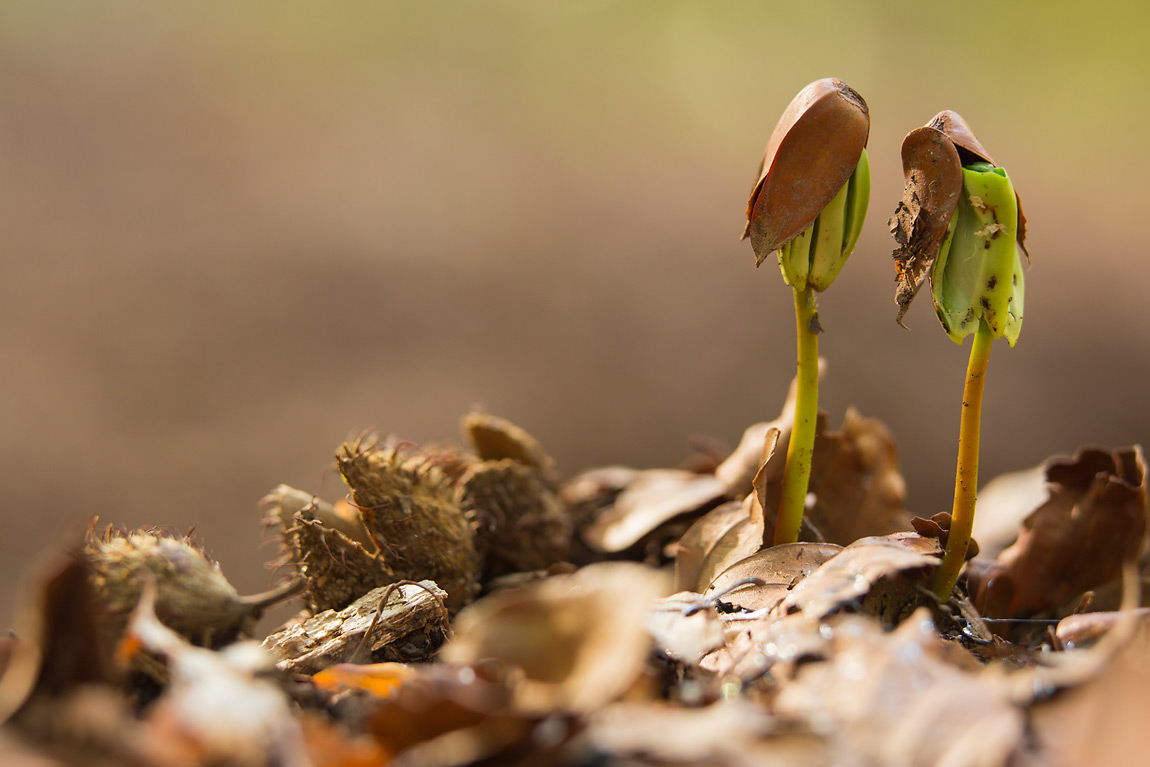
889;110;1028;598
743;78;871;546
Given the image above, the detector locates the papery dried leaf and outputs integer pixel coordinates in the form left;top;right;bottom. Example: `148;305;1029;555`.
673;497;764;594
970;446;1148;619
582;470;726;554
457;459;571;578
559;465;641;534
775;610;1025;767
0;555;110;725
338;437;480;612
744;78;870;262
1031;620;1150;765
773;534;940;621
701;610;828;683
440;562;668;714
288;516;395;614
461;412;559;488
263;580;449;675
646;593;725;666
705;543;842;614
1056;609;1150;649
584;700;798;765
312;661;414;698
299;714;391;767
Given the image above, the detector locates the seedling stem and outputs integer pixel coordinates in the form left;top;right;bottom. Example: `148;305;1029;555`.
775;284;820;546
933;319;993;598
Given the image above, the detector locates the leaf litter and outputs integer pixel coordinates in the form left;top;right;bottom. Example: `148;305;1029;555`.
1;399;1147;767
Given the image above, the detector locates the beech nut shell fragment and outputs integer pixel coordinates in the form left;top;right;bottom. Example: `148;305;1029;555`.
743;78;870;262
891;110;1028;324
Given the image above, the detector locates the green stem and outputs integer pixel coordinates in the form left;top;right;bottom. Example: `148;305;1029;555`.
933;320;994;599
774;285;819;546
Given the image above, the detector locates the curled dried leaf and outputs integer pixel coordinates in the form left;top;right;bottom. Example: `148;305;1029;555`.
743;78;870;263
970;446;1148;619
704;542;842;614
440;562;668;714
673;496;764;594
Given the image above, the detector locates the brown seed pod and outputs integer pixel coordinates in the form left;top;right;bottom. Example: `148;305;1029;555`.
337;437;480;612
457;459;572;579
461;412;560;489
287;516;395;613
890;110;1029;325
742;78;870;265
85;528;255;648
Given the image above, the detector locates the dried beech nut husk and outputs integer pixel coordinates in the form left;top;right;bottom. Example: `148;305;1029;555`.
457;458;572;579
287;517;395;613
891;110;1029;326
743;78;870;262
337;437;480;613
461;412;560;489
86;528;254;648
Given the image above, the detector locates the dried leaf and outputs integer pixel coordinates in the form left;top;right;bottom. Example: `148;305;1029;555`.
311;661;414;698
775;610;1025;767
582;469;726;553
440;562;668;714
970;446;1147;619
337;437;480;612
646;592;725;666
969;464;1049;557
773;534;940;621
263;580;449;675
704;543;842;614
674;496;764;594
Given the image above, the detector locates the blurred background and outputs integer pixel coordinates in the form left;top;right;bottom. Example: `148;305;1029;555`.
2;0;1147;624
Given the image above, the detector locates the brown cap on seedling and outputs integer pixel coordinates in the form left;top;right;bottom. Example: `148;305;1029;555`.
891;110;1029;325
742;78;870;265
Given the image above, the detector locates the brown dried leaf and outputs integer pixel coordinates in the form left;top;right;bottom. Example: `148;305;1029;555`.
775;611;1025;767
970;464;1049;557
704;542;842;614
461;412;559;488
744;78;870;264
337;437;480;612
263;580;449;675
773;533;941;621
970;446;1148;619
673;496;764;594
582;469;726;554
440;562;668;714
457;459;572;578
645;592;725;666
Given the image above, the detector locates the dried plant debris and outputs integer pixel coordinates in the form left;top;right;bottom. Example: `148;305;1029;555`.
441;562;669;714
86;526;263;649
284;516;394;614
337;436;481;613
457;459;571;579
461;411;560;489
264;580;449;675
969;445;1148;619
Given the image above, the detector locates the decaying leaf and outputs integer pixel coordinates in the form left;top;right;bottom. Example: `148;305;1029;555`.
338;437;481;612
704;542;842;614
773;533;940;622
457;459;572;578
969;464;1049;557
645;592;725;666
440;562;668;714
582;469;726;554
969;445;1147;619
775;610;1025;767
673;496;765;595
263;580;449;675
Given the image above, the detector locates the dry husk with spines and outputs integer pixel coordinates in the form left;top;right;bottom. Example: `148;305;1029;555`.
85;525;256;649
337;435;481;612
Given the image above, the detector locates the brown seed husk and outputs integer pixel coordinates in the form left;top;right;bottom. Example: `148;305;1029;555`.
287;516;395;613
457;459;572;579
743;78;870;264
461;413;560;489
337;437;480;612
86;528;253;648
